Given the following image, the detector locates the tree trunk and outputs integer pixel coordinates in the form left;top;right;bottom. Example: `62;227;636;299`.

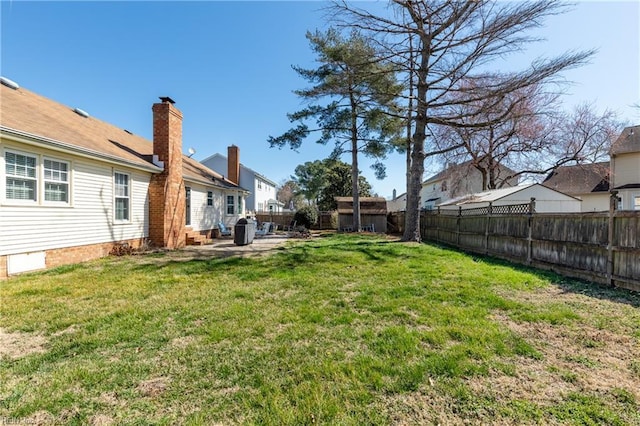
350;95;361;232
402;32;429;243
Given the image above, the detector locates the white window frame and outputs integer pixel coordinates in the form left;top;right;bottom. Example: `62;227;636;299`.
226;194;235;215
237;195;243;215
633;194;640;211
4;149;38;204
114;171;131;223
257;180;262;190
3;148;72;206
43;157;70;204
207;190;213;207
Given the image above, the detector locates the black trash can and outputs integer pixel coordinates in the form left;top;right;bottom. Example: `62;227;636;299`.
234;218;255;246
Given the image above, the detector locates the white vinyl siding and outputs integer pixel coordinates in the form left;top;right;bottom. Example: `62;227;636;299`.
187;183;229;231
0;141;150;256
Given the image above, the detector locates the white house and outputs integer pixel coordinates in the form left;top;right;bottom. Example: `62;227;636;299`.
438;183;582;213
0;77;247;278
611;125;640;211
420;161;518;210
201;147;283;214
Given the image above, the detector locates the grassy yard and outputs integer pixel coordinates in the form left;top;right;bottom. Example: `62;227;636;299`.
1;234;639;425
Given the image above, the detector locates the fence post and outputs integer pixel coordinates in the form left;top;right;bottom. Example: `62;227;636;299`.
607;191;619;287
527;198;536;264
457;206;462;246
485;202;492;255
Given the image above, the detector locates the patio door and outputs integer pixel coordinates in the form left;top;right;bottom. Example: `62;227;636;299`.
185;186;191;226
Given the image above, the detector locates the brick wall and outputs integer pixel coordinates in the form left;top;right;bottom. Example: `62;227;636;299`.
0;256;7;279
149;99;186;249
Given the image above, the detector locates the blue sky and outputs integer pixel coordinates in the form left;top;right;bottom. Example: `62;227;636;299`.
1;1;638;199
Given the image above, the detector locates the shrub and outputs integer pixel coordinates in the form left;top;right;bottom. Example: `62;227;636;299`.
294;206;318;229
330;211;339;229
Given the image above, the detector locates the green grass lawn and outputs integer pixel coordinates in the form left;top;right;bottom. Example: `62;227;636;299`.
1;234;639;425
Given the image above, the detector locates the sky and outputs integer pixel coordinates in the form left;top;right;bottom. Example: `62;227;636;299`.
1;1;639;199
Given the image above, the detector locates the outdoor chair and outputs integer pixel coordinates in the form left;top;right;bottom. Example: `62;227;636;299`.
217;222;232;237
284;220;297;232
255;222;273;237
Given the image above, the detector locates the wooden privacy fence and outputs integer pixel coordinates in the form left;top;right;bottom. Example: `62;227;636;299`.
254;212;334;230
414;201;640;292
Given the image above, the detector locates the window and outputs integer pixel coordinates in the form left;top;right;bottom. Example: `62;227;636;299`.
207;191;213;206
441;181;448;192
257;202;264;212
5;151;37;201
634;195;640;211
44;159;69;202
257;180;262;190
238;195;243;214
226;194;235;215
4;149;72;205
114;172;130;221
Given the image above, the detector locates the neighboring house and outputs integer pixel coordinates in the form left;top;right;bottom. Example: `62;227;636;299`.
386;189;407;212
611;125;640;211
201;147;283;214
542;162;610;212
0;77;247;278
438;183;582;213
420;161;518;210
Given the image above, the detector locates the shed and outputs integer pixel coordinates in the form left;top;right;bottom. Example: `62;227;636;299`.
335;197;387;232
438;184;582;213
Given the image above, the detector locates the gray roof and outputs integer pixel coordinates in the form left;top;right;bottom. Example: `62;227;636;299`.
611;125;640;156
423;160;516;184
542;162;610;195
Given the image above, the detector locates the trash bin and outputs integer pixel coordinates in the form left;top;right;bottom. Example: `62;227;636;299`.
234;218;255;246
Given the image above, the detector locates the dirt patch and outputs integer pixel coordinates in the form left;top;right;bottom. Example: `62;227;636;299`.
25;410;56;425
89;414;115;425
170;335;201;349
137;377;170;397
0;328;48;359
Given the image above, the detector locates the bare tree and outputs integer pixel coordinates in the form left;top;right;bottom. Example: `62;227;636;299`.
330;0;594;241
432;97;625;190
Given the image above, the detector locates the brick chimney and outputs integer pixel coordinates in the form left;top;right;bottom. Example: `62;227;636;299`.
228;145;240;185
148;97;186;249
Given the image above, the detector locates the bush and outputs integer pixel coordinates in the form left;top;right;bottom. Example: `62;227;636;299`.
330;211;339;229
294;206;319;229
